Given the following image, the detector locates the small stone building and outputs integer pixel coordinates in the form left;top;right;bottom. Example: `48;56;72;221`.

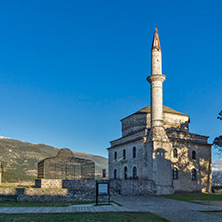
38;148;95;180
108;28;211;195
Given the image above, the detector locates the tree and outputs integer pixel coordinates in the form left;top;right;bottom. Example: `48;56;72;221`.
213;110;222;153
218;111;222;120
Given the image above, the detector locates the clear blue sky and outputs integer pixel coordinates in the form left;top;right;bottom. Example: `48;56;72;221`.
0;0;221;160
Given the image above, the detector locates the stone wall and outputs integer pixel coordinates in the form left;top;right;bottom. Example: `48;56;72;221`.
171;141;211;193
121;113;147;137
109;140;146;181
110;179;155;195
35;179;62;189
62;179;96;189
0;187;96;202
0;179;113;202
35;179;96;189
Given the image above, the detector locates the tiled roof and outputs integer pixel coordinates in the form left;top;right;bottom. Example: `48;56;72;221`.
136;105;188;116
121;105;189;121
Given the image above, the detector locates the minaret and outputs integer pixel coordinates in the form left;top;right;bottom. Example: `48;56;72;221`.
147;28;166;129
144;28;173;195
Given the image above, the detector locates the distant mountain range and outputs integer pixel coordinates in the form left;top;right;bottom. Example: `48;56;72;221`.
0;137;108;181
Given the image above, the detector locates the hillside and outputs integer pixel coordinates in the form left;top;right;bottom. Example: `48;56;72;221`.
0;137;108;181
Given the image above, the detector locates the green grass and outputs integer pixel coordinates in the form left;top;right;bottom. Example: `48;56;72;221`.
0;212;168;222
163;193;222;203
0;201;93;207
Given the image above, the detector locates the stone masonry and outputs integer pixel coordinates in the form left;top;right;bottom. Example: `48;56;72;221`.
0;187;95;202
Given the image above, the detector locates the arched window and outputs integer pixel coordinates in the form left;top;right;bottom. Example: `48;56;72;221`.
173;149;178;158
114;169;117;179
133;147;136;158
191;169;197;180
114;151;117;160
192;151;196;160
133;166;137;179
172;167;178;180
123;149;126;160
124;166;127;180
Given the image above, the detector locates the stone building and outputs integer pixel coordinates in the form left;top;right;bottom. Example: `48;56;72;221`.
38;148;95;180
108;28;211;195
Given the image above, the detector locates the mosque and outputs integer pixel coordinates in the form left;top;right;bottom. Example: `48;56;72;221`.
108;28;211;195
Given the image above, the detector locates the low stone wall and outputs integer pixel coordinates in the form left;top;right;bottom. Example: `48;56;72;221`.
0;188;96;202
0;179;156;202
0;180;107;202
110;179;156;195
62;180;96;189
35;179;62;189
35;179;96;189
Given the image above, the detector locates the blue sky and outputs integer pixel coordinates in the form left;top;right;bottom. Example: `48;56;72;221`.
0;0;221;159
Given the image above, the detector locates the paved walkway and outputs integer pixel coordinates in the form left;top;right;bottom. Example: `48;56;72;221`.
0;203;129;214
0;196;222;222
113;196;222;222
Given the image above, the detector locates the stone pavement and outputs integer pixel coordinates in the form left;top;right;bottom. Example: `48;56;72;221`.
0;203;129;214
0;196;222;222
112;195;222;222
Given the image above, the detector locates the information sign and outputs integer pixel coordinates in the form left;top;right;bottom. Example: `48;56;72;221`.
98;183;108;195
96;180;110;205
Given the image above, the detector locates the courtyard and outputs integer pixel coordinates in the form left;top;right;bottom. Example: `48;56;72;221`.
0;194;222;221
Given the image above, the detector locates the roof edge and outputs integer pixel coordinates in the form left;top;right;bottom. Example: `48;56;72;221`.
121;105;189;121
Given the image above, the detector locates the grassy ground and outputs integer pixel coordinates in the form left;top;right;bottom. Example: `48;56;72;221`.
0;212;168;222
163;193;222;203
0;201;93;207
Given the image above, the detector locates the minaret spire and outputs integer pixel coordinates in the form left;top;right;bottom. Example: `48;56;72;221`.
147;28;166;128
152;28;161;50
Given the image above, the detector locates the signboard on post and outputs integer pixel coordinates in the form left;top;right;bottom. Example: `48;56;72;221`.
96;180;110;205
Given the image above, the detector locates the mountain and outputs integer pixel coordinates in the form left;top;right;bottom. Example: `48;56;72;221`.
0;137;108;181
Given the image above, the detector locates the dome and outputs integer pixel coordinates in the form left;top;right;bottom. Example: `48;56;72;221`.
56;148;74;158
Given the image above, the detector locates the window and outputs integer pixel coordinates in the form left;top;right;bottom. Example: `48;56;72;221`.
133;147;136;158
192;151;196;160
133;166;137;179
114;151;117;160
123;149;126;160
114;169;117;179
124;166;127;180
191;169;197;180
172;167;178;180
173;149;178;158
